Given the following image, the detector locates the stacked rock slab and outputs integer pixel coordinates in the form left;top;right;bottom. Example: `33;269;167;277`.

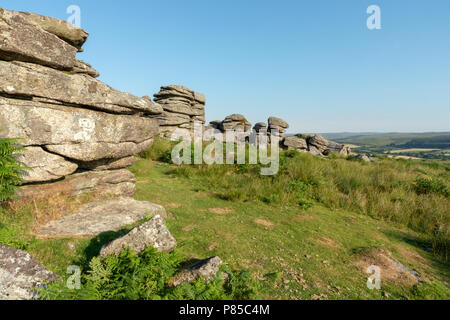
0;8;162;198
220;114;252;132
281;134;351;156
153;85;206;138
268;117;289;140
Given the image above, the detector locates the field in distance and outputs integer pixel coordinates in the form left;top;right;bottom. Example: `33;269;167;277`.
321;132;450;161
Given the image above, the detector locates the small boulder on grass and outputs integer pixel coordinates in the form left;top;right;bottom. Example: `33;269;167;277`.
171;256;223;287
99;214;177;257
0;244;58;300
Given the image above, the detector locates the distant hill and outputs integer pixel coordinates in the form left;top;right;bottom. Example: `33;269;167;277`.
320;132;450;160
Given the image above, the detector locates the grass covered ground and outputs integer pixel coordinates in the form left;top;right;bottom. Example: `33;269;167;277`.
1;138;449;300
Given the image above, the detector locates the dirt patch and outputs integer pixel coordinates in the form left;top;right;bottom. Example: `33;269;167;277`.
182;226;195;232
136;180;151;184
254;219;274;227
316;237;341;248
209;208;234;215
208;244;219;251
396;246;429;268
354;248;420;286
8;193;100;230
166;203;181;209
294;215;315;222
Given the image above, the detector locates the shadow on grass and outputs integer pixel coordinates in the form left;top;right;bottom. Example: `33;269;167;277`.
75;227;135;270
382;229;450;270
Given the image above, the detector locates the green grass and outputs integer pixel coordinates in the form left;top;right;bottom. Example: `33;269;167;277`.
129;160;450;299
1;137;449;300
323;132;450;160
145;140;449;260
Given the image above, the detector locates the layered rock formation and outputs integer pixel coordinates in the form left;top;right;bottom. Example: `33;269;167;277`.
153;85;206;137
268;117;289;140
205;114;351;156
0;8;162;196
281;134;351;157
220;114;252;132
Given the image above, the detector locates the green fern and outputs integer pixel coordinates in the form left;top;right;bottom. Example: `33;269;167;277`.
39;247;260;300
0;130;27;202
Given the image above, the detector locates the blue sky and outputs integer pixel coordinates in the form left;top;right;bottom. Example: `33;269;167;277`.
3;0;450;133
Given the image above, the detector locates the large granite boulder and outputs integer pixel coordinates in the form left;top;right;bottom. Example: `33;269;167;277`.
283;136;308;151
18;169;137;200
268;117;289;139
0;96;158;162
17;147;78;183
253;122;268;133
154;85;206;137
221;114;252;132
308;134;351;156
172;256;223;286
100;214;177;257
0;9;161;191
12;10;89;50
0;244;57;300
0;61;162;115
37;197;167;238
0;8;77;70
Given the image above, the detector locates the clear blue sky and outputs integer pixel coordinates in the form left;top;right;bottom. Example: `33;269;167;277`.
3;0;450;133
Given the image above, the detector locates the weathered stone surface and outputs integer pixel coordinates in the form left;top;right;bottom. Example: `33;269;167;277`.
77;156;139;171
17;147;78;183
100;214;176;257
156;112;192;126
308;135;331;154
0;61;162;115
283;136;308;150
159;103;204;117
307;145;322;156
37;197;167;238
18;169;136;200
253;122;267;133
153;85;206;136
0;244;57;300
268;117;289;129
72;59;99;77
13;10;89;50
0;8;77;70
172;257;223;286
308;134;351;156
0;96;158;161
352;154;379;163
267;117;289;139
221;114;252;132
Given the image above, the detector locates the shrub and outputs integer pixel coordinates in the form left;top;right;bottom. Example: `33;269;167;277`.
413;175;449;197
138;137;176;163
0;133;26;202
39;247;260;300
